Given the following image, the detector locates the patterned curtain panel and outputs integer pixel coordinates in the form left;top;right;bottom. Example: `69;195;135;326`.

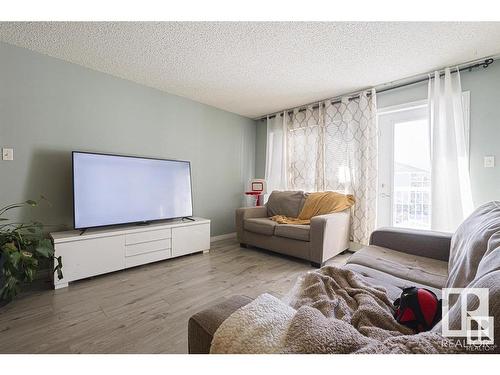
323;90;378;244
284;90;377;244
287;106;324;192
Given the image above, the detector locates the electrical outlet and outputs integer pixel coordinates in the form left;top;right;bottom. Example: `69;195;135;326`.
2;148;13;161
484;156;495;168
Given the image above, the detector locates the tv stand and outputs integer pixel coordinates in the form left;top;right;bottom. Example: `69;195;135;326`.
50;217;210;289
182;216;195;222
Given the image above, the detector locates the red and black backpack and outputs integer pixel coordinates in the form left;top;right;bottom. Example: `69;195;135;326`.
393;287;442;332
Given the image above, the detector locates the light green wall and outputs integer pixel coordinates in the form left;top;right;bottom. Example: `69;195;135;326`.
0;42;257;236
255;63;500;205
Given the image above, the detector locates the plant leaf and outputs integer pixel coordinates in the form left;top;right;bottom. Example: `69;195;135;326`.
2;242;18;252
35;239;54;258
9;251;21;268
0;204;26;216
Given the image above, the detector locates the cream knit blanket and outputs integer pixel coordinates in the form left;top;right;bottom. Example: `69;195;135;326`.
211;266;459;354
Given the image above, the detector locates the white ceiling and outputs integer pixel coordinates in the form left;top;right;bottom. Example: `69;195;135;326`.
1;22;500;118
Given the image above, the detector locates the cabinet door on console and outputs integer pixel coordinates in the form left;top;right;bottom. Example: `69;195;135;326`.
55;236;125;284
171;224;210;257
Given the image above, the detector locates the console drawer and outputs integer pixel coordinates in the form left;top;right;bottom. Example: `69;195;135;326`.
125;238;171;257
125;248;172;268
125;228;171;245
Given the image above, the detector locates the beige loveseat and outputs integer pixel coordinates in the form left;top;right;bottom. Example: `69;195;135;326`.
236;190;351;267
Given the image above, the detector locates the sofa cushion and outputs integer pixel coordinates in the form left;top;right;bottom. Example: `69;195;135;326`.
266;191;305;217
433;236;500;348
447;201;500;289
369;227;451;262
188;295;253;354
345;263;442;301
275;224;310;242
346;245;448;289
244;218;277;236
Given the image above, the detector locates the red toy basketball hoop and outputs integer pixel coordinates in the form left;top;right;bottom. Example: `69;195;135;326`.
245;179;266;206
245;191;263;206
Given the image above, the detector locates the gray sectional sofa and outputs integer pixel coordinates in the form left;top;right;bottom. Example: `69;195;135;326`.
190;200;500;354
188;226;451;353
236;191;351;267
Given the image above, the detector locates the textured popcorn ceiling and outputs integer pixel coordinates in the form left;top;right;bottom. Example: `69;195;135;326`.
1;22;500;118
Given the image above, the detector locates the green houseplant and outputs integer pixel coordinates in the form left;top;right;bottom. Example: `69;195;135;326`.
0;199;63;303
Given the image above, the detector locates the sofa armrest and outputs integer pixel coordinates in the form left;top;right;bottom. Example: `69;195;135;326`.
236;206;268;243
369;227;452;262
310;209;351;264
188;295;254;354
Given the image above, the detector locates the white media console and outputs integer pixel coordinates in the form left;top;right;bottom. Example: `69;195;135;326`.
50;217;210;289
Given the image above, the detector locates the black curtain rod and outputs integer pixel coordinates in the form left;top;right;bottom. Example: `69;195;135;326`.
263;58;494;120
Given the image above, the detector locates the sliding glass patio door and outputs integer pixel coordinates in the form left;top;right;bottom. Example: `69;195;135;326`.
377;101;431;229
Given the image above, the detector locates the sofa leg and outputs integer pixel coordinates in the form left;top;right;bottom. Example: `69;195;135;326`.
310;261;323;268
240;243;247;248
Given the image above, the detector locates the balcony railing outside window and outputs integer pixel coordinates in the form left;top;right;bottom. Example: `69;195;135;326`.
393;171;431;229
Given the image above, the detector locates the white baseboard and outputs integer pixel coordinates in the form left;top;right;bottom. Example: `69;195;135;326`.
210;232;237;243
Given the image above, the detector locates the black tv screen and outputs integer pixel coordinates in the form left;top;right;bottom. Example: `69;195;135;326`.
72;152;193;229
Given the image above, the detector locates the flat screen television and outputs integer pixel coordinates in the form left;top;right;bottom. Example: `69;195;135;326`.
72;151;193;229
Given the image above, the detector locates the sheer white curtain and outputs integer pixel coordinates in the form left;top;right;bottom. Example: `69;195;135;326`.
264;113;288;194
265;90;378;244
428;68;473;232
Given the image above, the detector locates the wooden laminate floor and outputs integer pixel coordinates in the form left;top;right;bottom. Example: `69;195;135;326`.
0;239;350;354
